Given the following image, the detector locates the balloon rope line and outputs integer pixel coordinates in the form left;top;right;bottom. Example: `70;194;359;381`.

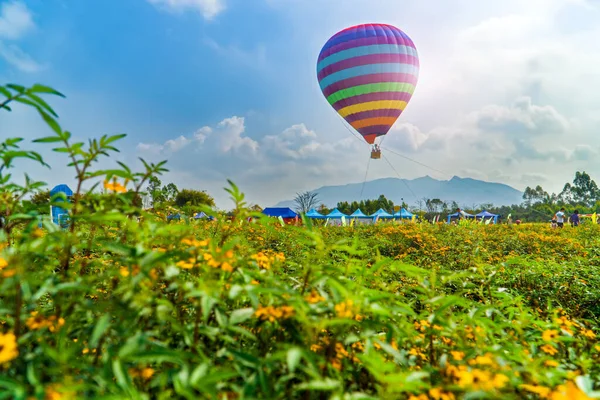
381;146;449;178
360;155;371;200
336;114;370;147
382;153;417;199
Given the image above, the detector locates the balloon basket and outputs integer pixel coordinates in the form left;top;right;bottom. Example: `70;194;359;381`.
371;150;381;159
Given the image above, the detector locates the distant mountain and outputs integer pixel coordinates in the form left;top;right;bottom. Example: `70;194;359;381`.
273;176;524;210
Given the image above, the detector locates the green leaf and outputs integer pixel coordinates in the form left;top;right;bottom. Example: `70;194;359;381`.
29;84;65;97
38;111;62;137
297;379;341;391
286;347;302;373
90;314;111;348
229;307;254;325
32;136;63;143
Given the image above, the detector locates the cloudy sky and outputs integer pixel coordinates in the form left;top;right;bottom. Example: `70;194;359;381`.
1;0;599;208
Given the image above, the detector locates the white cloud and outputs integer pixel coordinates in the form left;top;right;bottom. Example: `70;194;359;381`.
0;0;39;73
0;41;42;72
0;0;33;39
146;0;225;20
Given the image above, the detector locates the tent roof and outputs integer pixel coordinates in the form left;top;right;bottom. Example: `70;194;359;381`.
371;208;394;218
394;207;414;218
448;211;475;217
262;207;298;218
350;209;369;217
306;208;326;218
50;184;73;196
194;212;208;219
326;208;348;218
476;210;498;217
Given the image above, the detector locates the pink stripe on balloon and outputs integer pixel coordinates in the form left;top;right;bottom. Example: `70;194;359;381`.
318;54;419;81
318;36;416;63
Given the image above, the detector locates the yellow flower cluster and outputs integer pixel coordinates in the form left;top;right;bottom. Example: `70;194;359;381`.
103;179;128;193
334;299;361;320
519;381;592;399
446;365;509;392
409;388;455;400
0;331;18;364
250;251;285;270
254;305;294;322
26;311;65;332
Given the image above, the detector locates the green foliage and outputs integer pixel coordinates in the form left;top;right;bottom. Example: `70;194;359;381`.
337;194;396;215
0;82;599;400
175;189;216;211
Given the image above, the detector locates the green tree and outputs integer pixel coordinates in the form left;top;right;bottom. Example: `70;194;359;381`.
147;176;164;206
571;171;599;207
162;182;179;202
174;189;215;212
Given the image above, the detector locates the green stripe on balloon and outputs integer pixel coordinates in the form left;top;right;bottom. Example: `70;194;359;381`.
327;82;416;105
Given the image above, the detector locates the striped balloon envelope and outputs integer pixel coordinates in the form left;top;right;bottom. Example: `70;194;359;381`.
317;23;419;145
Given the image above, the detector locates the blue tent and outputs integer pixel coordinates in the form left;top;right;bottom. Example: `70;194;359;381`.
371;208;394;219
326;208;348;218
167;213;181;221
305;209;327;219
350;209;368;218
476;210;499;224
446;211;475;223
262;207;298;219
194;212;208;219
50;184;73;226
394;208;414;219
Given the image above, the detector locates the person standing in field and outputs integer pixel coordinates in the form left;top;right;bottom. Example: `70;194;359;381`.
554;207;566;229
570;210;580;227
456;208;467;221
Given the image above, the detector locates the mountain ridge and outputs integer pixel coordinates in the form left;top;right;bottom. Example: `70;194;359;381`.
273;176;524;209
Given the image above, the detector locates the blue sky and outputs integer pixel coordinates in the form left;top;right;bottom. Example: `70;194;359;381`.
2;0;600;208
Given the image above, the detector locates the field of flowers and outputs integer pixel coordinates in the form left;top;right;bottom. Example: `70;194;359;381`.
1;84;600;399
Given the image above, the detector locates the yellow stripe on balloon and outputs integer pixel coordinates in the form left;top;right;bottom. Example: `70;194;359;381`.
337;100;408;118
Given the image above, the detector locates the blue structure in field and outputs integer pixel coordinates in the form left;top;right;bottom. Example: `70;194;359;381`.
50;184;73;226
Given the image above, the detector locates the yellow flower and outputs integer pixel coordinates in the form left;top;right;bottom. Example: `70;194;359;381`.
103;179;127;193
176;259;195;269
543;329;559;342
545;360;559;367
580;329;596;339
429;388;456;400
305;290;325;304
334;299;357;319
549;381;593;400
541;344;559;356
254;305;294;322
0;331;18;364
450;351;465;361
468;353;495;366
520;384;551;397
0;257;7;269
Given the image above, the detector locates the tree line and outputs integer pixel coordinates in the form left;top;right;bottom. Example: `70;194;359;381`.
292;171;600;222
22;176;216;217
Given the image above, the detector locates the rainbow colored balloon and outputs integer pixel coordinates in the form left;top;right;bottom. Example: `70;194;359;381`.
317;23;419;144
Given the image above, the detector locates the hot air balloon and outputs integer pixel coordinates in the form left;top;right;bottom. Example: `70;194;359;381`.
317;23;419;159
